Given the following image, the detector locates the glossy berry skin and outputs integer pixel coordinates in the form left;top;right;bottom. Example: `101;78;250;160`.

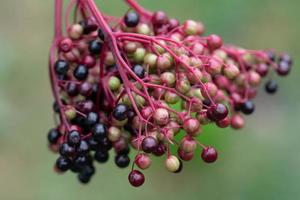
241;101;255;115
74;65;88;81
128;170;145;187
112;104;128;121
67;130;81;147
78;173;91;184
277;61;291;76
85;112;99;127
47;129;61;144
124;11;140;27
201;147;218;163
115;154;130;168
152;143;167;156
142;136;158;153
265;80;278;94
54;60;69;76
92;123;107;140
66;82;79;97
77;140;90;155
56;157;71;172
94;150;109;163
89;40;102;55
132;65;145;78
207;103;228;121
59;143;76;157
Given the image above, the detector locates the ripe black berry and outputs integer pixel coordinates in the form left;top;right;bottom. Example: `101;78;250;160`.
59;143;76;157
132;65;145;78
89;40;102;55
265;80;278;94
54;60;69;76
67;130;81;147
115;154;130;168
94;150;109;163
124;11;140;27
78;173;91;184
56;157;71;172
85;112;99;127
77;140;90;155
241;100;255;115
92;123;107;140
112;104;128;121
66;82;79;97
47;129;61;144
74;65;88;80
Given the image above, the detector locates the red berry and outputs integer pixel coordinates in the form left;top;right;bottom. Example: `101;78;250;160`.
128;170;145;187
201;146;218;163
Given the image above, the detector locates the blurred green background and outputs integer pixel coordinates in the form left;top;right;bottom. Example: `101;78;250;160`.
0;0;299;199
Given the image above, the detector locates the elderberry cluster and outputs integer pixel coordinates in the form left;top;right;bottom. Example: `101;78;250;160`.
48;0;292;187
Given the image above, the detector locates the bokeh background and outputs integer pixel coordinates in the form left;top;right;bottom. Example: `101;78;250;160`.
0;0;299;199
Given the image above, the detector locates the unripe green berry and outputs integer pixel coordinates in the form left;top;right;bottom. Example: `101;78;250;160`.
160;72;176;87
65;107;77;120
137;23;151;35
144;53;158;68
165;155;180;172
133;48;146;63
109;76;121;91
108;126;122;142
164;91;180;104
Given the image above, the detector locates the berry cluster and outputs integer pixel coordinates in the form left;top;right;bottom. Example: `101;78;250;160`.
48;0;292;187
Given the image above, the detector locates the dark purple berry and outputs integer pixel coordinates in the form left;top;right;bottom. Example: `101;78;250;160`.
56;157;71;172
94;150;109;163
112;104;128;121
142;136;158;153
241;100;255;115
92;123;107;140
124;11;140;27
54;60;69;76
201;146;218;163
115;154;130;168
89;40;102;55
265;80;278;94
128;170;145;187
74;65;88;81
132;65;145;78
47;129;61;144
207;103;228;121
59;143;76;157
67;130;81;147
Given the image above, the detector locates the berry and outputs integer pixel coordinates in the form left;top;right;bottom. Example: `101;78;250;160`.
74;65;88;80
89;40;102;55
277;61;291;76
207;103;228;121
47;129;61;144
67;130;81;147
124;11;140;27
152;143;167;156
132;65;145;78
92;123;107;140
142;136;158;153
66;82;79;97
77;140;90;155
59;143;76;157
135;154;152;170
56;157;71;172
115;154;130;168
94;150;109;163
201;146;218;163
241;101;255;115
85;112;99;127
54;60;69;76
128;170;145;187
112;104;128;121
78;173;91;184
265;80;278;94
